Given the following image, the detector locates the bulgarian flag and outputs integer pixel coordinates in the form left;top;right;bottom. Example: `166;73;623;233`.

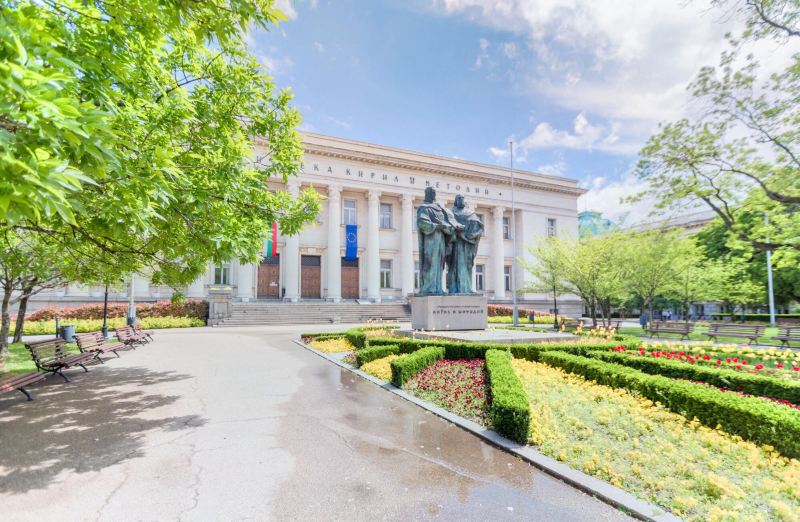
265;222;278;258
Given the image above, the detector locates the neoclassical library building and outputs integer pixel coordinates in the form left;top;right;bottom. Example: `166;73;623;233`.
34;133;586;315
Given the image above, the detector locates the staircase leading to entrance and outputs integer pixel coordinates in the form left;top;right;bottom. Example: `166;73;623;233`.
218;301;411;326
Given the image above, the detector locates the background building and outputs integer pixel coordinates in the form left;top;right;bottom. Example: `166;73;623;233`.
29;133;586;316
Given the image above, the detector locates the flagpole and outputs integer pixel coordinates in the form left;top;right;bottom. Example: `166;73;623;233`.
510;140;518;327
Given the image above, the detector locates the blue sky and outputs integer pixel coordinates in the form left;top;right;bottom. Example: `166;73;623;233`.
249;0;782;223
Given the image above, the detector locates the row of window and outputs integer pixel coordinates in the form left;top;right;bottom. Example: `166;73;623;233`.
214;260;514;292
343;198;557;238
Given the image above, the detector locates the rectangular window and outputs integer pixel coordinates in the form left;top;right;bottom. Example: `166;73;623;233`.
547;218;557;237
475;264;485;291
476;213;485;236
504;265;511;292
380;259;392;289
214;263;230;285
502;217;510;240
380;203;393;229
414;260;420;290
343;199;357;226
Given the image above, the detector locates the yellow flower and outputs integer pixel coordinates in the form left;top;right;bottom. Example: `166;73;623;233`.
360;354;404;381
309;338;355;353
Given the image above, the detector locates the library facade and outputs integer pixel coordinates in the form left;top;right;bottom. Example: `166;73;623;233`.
35;133;586;315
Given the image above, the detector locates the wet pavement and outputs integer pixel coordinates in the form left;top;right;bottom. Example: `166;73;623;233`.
0;325;631;521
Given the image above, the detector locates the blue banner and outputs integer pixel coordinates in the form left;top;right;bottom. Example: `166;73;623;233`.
345;224;358;260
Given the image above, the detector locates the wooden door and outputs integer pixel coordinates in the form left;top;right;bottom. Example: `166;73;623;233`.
341;257;359;299
301;255;321;298
257;255;280;298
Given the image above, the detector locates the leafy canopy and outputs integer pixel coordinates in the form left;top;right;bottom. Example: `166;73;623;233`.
0;0;319;286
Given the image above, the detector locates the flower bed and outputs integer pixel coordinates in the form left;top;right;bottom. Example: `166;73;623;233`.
623;344;800;379
540;351;800;458
361;354;403;381
28;300;208;321
643;341;800;369
308;338;356;354
23;316;204;335
404;359;489;424
590;348;800;404
512;358;800;521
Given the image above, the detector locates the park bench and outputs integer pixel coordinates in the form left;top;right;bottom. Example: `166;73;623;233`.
704;323;765;344
114;326;147;347
131;324;154;343
559;318;583;330
647;321;693;340
25;338;94;382
0;372;46;401
777;318;800;326
74;332;130;361
772;326;800;348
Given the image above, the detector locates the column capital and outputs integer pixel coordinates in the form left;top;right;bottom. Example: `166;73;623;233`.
400;193;415;206
367;189;382;204
327;184;342;198
493;205;505;218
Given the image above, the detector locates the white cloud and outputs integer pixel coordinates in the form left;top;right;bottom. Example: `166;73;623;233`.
435;0;794;151
327;116;352;129
536;161;566;177
578;172;654;225
274;0;298;20
474;37;492;68
501;41;517;59
313;41;325;53
510;112;639;156
258;53;294;74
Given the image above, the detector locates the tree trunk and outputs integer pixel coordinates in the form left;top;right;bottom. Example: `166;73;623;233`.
589;300;597;328
12;288;32;343
647;296;655;327
0;285;12;356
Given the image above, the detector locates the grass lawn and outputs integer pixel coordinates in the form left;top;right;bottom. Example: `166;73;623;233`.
0;342;79;375
617;326;795;347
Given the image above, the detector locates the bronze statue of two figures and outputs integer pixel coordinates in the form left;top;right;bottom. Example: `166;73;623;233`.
416;187;484;295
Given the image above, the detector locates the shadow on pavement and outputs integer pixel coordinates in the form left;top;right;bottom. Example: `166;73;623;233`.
0;366;204;494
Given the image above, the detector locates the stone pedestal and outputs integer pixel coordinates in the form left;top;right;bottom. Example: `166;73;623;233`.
410;295;487;331
207;285;234;326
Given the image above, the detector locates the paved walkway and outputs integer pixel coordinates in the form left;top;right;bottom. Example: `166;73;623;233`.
0;326;630;521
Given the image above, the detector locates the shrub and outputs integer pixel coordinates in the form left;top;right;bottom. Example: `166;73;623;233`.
710;313;800;323
23;316;203;335
540;352;800;458
485;350;530;443
345;327;367;350
27;300;209;321
367;336;642;361
357;344;400;367
488;304;548;317
390;346;445;386
588;350;800;404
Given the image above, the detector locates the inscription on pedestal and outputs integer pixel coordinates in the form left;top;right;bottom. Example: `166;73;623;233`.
410;295;487;331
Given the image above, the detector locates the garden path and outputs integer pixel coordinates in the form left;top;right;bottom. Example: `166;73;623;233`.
0;325;630;521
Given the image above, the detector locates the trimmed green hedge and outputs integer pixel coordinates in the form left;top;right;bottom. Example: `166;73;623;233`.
367;336;642;361
345;327;367;349
356;344;400;367
540;352;800;458
390;346;445;386
588;350;800;404
711;313;800;323
486;350;530;443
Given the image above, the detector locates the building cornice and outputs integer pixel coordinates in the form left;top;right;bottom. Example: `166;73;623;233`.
254;133;588;198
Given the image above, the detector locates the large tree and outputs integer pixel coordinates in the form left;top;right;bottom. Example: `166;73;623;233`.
636;1;799;262
623;229;699;323
521;237;573;327
0;1;319;296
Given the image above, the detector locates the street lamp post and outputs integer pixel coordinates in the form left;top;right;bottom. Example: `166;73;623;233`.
101;284;109;339
509;140;519;327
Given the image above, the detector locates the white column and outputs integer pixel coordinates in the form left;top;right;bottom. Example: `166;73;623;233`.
326;184;342;302
366;189;381;302
400;193;415;297
492;206;506;300
236;261;255;302
283;180;301;302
